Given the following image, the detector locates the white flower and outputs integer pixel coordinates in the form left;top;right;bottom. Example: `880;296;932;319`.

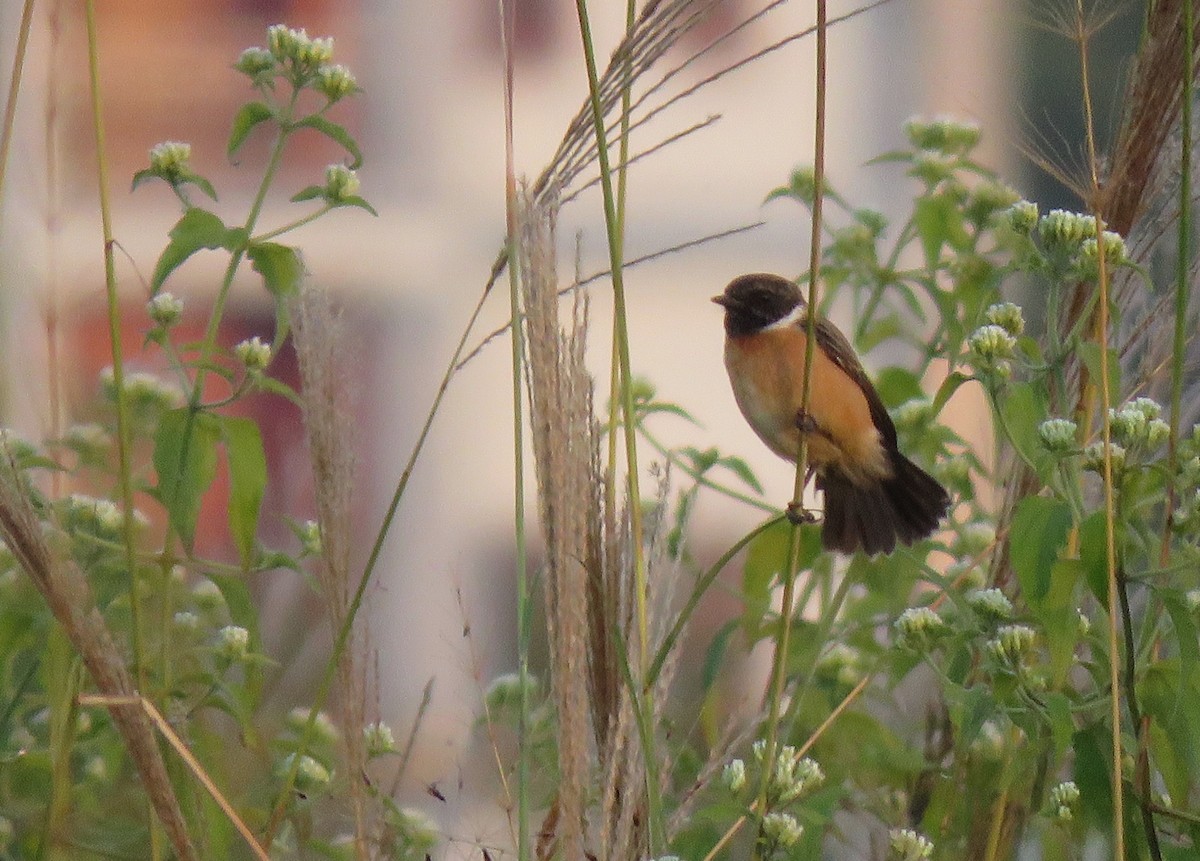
149;141;192;181
215;625;250;661
234;335;272;372
967;588;1013;621
286;707;340;747
278;752;332;794
147;292;183;327
888;828;934;860
722;758;746;793
894;606;949;651
1038;418;1078;454
364;721;395;757
987;624;1037;667
984;302;1025;337
762;812;804;848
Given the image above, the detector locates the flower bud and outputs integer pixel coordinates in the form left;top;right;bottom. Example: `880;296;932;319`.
1038;418;1078;454
968;324;1017;362
1005;200;1039;234
215;624;250;661
1083;441;1126;475
148;141;192;183
235;47;276;78
967;588;1013;621
234;335;272;372
763;812;804;848
147;292;183;328
987;623;1037;667
889;827;934;861
904;116;981;155
984;301;1024;337
722;758;747;793
317;64;357;102
364;721;396;757
323;164;361;203
278;752;332;796
894;606;949;652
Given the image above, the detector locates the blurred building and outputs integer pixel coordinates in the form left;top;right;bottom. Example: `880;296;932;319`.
0;0;1012;839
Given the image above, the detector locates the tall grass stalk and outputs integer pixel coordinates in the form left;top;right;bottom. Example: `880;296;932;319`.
0;0;35;203
569;0;659;850
752;3;827;857
497;0;532;857
1071;2;1124;854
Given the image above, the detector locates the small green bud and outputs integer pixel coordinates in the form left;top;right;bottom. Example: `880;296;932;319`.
889;827;934;861
893;398;934;433
215;624;250;661
1082;441;1126;475
904;116;981;154
987;623;1037;668
967;182;1020;224
762;812;804;848
1076;230;1129;278
723;758;747;793
967;587;1013;621
984;301;1024;337
911;149;957;184
286;707;340;747
147;292;183;327
235;47;276;78
148;141;192;183
1038;209;1095;250
1047;780;1080;823
278;752;332;795
316;64;357;102
1005;200;1039;234
815;642;864;687
323;164;361;202
894;606;949;652
173;611;201;632
299;519;322;556
192;579;225;612
234;335;272;372
1038;418;1078;454
363;721;395;757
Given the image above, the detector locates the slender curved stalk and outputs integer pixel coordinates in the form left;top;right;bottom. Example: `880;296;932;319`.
1073;2;1124;854
751;4;827;858
571;0;659;850
0;0;34;204
497;2;531;857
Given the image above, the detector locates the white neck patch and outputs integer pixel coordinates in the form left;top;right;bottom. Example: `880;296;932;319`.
763;302;807;331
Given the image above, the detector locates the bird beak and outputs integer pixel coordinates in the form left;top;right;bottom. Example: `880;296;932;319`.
711;294;728;307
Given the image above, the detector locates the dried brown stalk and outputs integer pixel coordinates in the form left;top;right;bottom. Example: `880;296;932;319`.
0;458;198;861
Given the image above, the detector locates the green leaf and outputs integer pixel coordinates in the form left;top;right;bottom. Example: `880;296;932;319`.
716;454;763;494
1077;511;1110;607
151;209;237;293
335;195;379;216
874;367;923;408
228;101;274;160
701;620;738;691
998;381;1051;478
292;115;363;168
181;171;219;202
931;371;972;416
1009;495;1072;607
222;417;266;568
153;408;221;549
131;168;158;193
247;242;304;299
914;192;970;266
256;375;304;407
290;185;325;203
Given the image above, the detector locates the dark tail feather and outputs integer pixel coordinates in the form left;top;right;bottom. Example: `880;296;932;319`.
818;452;950;556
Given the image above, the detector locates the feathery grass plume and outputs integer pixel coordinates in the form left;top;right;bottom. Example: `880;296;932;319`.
0;454;198;860
519;184;595;861
291;285;371;853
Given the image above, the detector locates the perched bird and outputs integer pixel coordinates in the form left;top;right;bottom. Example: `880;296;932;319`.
713;273;949;555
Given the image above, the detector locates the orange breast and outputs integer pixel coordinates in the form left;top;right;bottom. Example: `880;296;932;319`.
724;326;890;483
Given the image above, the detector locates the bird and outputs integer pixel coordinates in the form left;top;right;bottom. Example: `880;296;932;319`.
713;273;949;555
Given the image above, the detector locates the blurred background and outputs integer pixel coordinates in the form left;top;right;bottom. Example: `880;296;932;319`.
0;0;1146;845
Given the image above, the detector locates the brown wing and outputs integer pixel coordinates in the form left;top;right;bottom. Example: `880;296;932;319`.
805;313;899;449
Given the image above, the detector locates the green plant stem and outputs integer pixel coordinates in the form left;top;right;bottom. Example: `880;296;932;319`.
571;0;660;851
250;204;332;243
497;2;531;855
751;5;827;858
0;0;34;205
1073;2;1125;852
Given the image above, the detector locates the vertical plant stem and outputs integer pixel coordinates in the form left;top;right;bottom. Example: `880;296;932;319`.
0;0;35;203
570;0;660;850
1163;0;1194;557
84;0;146;700
1073;3;1124;855
752;3;826;857
497;2;531;858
